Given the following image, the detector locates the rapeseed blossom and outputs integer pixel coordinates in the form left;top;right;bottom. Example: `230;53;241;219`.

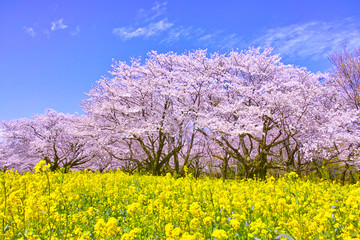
33;159;50;173
0;162;359;239
212;229;228;239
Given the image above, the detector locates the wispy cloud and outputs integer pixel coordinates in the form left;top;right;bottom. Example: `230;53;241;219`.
51;18;68;31
112;1;359;61
22;18;77;38
113;2;173;40
197;31;244;50
112;1;245;47
161;26;204;43
198;30;224;45
24;26;35;36
113;2;204;43
252;18;360;60
137;1;167;22
217;34;244;50
113;19;173;40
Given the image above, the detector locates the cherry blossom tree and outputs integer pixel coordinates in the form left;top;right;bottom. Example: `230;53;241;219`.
196;48;359;178
329;47;360;109
326;47;360;181
0;109;96;172
83;51;217;175
299;79;360;179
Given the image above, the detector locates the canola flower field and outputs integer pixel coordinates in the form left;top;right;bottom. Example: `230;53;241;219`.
1;162;360;240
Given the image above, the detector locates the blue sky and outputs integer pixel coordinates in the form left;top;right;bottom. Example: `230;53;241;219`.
1;0;360;121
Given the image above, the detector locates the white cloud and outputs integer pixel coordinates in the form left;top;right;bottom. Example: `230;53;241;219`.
113;2;175;41
161;26;204;43
51;18;68;31
24;26;35;36
198;34;215;42
137;1;167;22
198;31;243;50
113;18;173;40
253;18;360;60
113;1;243;47
112;1;360;63
218;34;244;50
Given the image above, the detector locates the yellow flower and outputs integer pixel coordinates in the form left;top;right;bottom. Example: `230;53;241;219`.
2;164;360;240
165;223;173;237
94;218;106;236
189;218;200;230
172;227;182;237
120;228;141;240
33;160;50;173
87;207;95;216
189;202;203;218
180;232;196;240
211;229;228;239
106;217;119;235
287;172;299;180
203;216;213;226
229;219;240;230
126;202;141;215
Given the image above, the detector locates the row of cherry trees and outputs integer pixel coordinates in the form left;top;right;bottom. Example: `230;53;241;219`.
1;48;359;178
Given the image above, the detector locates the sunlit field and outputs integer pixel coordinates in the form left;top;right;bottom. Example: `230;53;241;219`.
1;162;359;240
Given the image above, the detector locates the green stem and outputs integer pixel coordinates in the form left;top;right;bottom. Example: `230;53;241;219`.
1;176;6;235
45;171;52;239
